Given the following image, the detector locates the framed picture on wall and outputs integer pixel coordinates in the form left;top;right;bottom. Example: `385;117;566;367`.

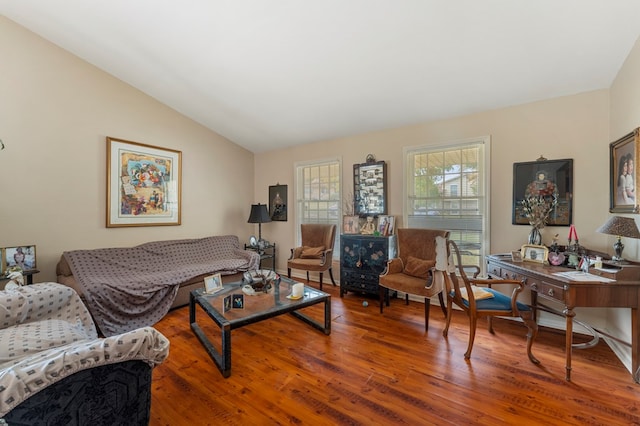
610;128;640;213
268;184;287;221
512;158;573;226
106;137;182;227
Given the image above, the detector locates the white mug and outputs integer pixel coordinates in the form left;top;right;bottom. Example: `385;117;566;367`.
292;283;304;298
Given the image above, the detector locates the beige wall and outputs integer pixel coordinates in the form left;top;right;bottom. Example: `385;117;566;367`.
0;17;255;282
257;90;610;271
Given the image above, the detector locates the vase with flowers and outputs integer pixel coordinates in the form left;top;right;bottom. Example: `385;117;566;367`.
521;194;558;245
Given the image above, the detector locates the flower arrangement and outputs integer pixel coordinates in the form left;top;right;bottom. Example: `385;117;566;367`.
521;194;558;228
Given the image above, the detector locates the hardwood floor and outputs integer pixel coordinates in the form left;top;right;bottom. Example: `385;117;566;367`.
150;282;640;425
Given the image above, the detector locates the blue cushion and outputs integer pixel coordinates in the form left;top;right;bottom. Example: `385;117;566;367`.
452;287;530;312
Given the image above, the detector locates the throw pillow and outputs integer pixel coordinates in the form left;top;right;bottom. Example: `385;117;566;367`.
403;256;436;279
301;246;325;259
459;285;495;301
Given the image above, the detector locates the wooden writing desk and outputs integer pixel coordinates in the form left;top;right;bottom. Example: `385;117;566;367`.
486;254;640;382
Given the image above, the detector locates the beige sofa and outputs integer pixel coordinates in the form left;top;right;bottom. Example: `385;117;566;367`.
56;235;259;336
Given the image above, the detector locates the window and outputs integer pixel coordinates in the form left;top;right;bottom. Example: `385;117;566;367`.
295;158;341;253
404;137;490;270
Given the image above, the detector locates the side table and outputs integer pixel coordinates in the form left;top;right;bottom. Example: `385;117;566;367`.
1;269;39;285
244;243;276;270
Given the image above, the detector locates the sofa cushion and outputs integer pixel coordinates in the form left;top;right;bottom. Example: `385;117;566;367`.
403;256;435;279
301;246;325;259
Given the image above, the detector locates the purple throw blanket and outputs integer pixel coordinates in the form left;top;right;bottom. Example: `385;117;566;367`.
63;235;259;336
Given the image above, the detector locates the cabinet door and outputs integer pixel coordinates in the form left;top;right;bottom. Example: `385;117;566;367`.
342;237;388;274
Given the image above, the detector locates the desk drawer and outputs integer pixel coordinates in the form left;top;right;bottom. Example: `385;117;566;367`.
528;279;565;302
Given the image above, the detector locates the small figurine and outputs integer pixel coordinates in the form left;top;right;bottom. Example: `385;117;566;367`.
360;216;376;234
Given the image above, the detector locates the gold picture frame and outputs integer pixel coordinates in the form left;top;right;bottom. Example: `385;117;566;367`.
521;244;549;264
106;137;182;227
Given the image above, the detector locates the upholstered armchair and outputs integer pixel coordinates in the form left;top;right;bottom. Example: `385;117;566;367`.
379;228;450;331
288;224;337;290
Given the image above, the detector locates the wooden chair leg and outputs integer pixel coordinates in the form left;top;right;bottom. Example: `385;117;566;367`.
438;292;447;317
521;312;540;364
287;268;291;278
405;294;409;305
424;298;431;331
487;317;495;334
306;272;310;282
465;315;478;359
443;298;453;337
379;287;385;313
319;272;323;290
328;268;337;286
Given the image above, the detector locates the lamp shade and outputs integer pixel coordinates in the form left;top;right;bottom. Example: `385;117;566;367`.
596;216;640;261
247;203;271;224
596;216;640;239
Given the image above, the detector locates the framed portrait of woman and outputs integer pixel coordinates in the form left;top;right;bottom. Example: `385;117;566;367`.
610;128;640;213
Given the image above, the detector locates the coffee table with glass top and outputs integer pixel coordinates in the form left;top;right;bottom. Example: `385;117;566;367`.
189;277;331;378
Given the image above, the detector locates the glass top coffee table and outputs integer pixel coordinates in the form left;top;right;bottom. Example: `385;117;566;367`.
189;276;331;378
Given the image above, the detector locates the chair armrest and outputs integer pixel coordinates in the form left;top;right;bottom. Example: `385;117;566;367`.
380;258;404;276
319;248;333;266
289;247;303;260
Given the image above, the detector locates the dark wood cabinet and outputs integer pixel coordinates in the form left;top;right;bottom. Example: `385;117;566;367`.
340;234;396;297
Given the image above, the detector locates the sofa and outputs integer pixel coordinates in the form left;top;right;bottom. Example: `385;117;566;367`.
0;282;169;425
56;235;260;337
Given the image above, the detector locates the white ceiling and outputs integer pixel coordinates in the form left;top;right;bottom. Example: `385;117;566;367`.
3;1;640;153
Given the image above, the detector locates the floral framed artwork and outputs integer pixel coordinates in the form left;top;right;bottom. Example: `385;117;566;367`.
107;137;182;227
609;128;640;213
268;184;287;221
512;158;573;226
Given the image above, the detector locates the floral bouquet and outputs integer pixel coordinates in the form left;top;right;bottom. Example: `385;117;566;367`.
521;194;558;228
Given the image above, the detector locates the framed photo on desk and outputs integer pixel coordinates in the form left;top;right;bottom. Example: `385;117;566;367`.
521;244;548;263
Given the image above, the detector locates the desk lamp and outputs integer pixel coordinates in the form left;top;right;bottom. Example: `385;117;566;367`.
247;203;271;243
596;216;640;262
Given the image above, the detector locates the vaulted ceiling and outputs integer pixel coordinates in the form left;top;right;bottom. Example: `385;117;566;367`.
3;1;640;153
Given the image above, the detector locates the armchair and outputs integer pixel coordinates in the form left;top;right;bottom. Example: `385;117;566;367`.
287;224;337;290
440;239;539;363
378;228;450;331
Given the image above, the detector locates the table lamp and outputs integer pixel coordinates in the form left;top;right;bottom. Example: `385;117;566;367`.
596;216;640;262
247;203;271;243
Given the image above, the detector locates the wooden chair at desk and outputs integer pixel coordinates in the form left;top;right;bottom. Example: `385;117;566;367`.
440;239;540;364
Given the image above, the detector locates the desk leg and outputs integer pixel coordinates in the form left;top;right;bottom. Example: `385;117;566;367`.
633;307;639;383
564;307;575;381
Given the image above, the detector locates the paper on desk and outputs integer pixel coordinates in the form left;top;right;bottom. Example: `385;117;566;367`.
552;271;615;282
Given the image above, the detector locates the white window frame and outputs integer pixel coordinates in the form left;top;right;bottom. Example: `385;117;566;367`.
403;136;491;272
294;157;342;254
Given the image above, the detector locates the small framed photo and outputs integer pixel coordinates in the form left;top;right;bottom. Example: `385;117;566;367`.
223;295;232;313
377;215;395;236
342;215;360;234
521;244;549;264
204;273;222;294
232;294;244;309
4;245;37;272
511;250;523;262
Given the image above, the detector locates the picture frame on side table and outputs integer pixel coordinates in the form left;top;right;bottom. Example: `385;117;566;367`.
521;244;549;264
268;184;288;221
204;273;223;294
609;128;640;213
4;245;36;272
512;158;573;226
106;137;182;227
